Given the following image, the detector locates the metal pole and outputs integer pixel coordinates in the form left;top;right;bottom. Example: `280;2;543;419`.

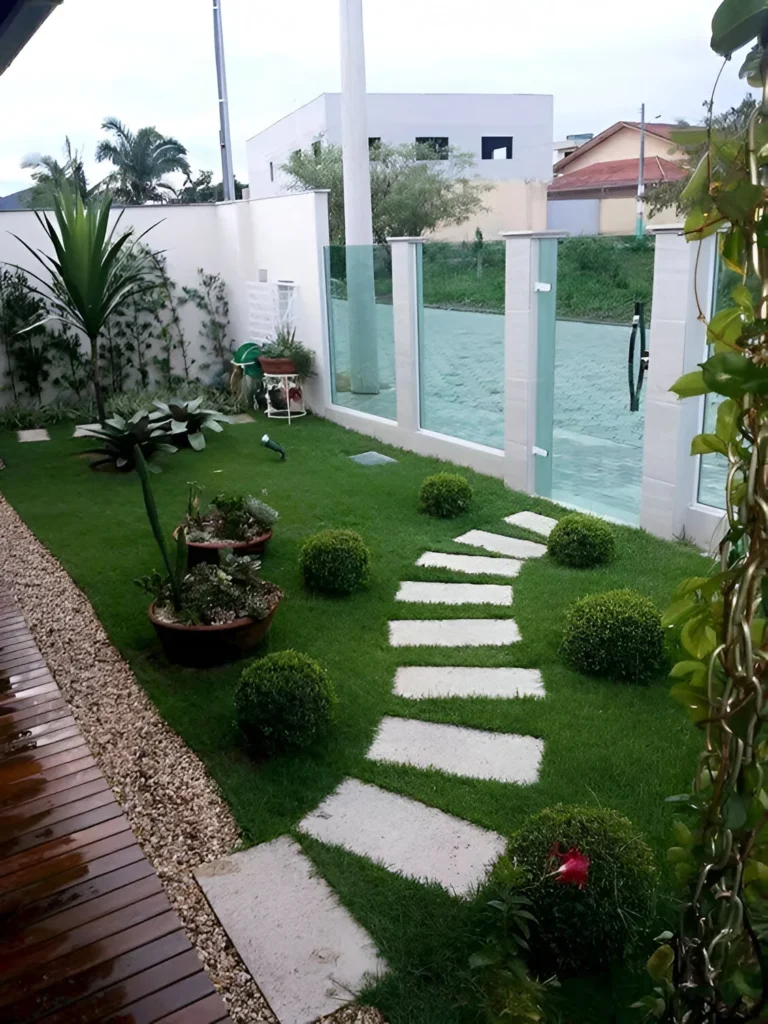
339;0;374;246
636;102;645;237
213;0;236;202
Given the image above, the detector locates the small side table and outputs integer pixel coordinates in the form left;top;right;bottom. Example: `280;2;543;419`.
263;373;306;424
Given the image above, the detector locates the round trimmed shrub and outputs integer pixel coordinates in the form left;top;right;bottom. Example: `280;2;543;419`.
560;588;665;683
506;804;657;974
299;529;371;594
235;650;337;755
418;473;473;518
547;512;615;568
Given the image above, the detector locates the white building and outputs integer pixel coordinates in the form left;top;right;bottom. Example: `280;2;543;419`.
246;92;554;201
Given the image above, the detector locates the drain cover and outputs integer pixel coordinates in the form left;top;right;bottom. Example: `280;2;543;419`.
349;451;398;466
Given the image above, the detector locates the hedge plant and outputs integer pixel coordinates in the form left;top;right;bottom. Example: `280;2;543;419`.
547;512;615;568
560;588;665;684
234;650;337;756
299;529;370;594
418;472;473;518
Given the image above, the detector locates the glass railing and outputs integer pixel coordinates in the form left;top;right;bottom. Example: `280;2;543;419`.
324;244;396;420
417;240;505;448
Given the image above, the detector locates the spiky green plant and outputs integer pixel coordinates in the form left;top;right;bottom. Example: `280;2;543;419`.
134;444;186;610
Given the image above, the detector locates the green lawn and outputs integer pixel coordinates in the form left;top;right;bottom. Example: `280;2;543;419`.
0;415;704;1022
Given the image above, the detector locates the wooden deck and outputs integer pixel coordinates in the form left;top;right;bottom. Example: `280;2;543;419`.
0;592;232;1023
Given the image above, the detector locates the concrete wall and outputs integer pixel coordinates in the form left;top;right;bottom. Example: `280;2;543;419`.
547;197;599;235
246;96;328;202
431;181;548;242
560;126;679;173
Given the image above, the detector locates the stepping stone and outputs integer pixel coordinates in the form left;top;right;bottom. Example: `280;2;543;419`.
73;423;101;438
394;666;544;700
416;551;522;578
395;582;512;606
195;835;386;1024
350;450;398;466
17;429;50;443
224;413;255;424
389;619;519;647
299;778;505;897
455;530;546;559
503;511;557;538
368;717;543;784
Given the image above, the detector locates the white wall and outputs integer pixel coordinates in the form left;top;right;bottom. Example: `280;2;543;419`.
432;181;548;241
246;96;328;200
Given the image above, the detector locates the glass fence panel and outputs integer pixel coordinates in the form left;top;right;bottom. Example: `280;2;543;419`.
417;240;505;449
325;244;396;420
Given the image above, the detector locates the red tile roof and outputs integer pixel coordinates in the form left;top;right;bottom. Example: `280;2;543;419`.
554;120;680;173
548;156;686;194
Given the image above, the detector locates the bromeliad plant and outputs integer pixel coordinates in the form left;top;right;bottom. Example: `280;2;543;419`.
639;3;768;1019
80;411;176;472
150;397;227;451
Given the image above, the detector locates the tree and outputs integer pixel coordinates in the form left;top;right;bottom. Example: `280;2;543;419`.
645;96;757;217
281;142;491;243
175;170;246;203
22;137;98;209
95;118;191;205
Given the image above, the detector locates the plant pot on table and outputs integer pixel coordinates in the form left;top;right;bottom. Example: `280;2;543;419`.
258;356;296;375
148;599;280;666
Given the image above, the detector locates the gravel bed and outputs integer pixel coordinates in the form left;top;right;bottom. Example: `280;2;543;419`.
0;495;386;1024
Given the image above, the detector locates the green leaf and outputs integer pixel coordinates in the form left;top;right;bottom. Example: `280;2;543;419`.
672;821;693;846
732;284;755;313
188;431;206;451
670;683;710;723
691;433;728;457
714;181;765;226
724;792;749;829
740;42;765;86
662;598;698;629
721;227;747;276
670;369;709;398
669;660;707;683
701;351;768;397
681;614;717;659
711;0;768;57
715;398;740;443
684;205;725;242
647;944;675;983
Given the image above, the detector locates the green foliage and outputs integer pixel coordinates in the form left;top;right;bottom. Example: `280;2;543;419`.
0;268;50;403
259;327;315;381
282;141;491;244
560;589;665;683
418;472;473;518
95;117;191;204
547;513;615;569
187;492;279;541
504;805;657;974
556;236;653;321
80;411;177;473
299;528;371;594
181;269;232;372
711;0;768;56
22;137;99;209
234;650;337;756
134;443;185;608
175;169;246;203
150;396;227;451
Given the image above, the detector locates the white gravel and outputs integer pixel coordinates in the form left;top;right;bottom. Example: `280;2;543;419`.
0;495;386;1024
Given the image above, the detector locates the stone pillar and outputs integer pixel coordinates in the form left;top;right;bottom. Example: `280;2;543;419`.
388;238;422;432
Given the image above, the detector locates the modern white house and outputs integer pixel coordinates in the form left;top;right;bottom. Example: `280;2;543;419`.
246;92;554;201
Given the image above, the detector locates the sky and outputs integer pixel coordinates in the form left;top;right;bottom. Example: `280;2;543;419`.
0;0;751;198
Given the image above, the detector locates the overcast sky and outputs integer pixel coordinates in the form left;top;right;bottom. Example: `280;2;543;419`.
0;0;750;197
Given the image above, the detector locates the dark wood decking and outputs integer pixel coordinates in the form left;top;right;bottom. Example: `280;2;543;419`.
0;592;232;1023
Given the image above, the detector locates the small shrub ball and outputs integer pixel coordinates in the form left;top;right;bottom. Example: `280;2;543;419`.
561;588;665;683
418;473;473;518
300;529;371;594
235;650;337;755
547;512;615;568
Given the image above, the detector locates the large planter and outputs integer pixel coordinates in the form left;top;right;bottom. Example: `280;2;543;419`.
259;356;296;375
148;601;279;666
184;530;273;568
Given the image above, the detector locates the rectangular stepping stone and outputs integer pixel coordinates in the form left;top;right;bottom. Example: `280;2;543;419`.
395;582;513;606
73;423;101;438
17;429;50;442
389;619;519;647
503;511;558;537
454;530;546;559
368;717;543;784
394;666;544;700
195;835;386;1024
224;413;255;424
350;450;398;465
299;779;505;897
416;551;522;578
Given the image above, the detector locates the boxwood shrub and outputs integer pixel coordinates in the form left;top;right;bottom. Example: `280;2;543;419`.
418;472;473;518
299;529;371;594
547;512;615;568
235;650;337;755
560;588;665;683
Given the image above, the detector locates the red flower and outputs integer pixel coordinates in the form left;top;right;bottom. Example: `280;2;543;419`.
547;843;590;889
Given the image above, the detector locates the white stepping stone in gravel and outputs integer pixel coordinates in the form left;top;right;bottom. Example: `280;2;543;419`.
17;429;50;442
455;529;546;559
503;511;558;538
394;666;544;700
416;551;522;577
389;618;520;647
299;779;505;897
368;717;543;785
396;581;513;605
195;835;386;1024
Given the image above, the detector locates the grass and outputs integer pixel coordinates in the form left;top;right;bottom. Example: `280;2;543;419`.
0;415;705;1022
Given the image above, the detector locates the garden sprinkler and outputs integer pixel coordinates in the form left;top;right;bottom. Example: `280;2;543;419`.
262;434;285;460
628;301;649;413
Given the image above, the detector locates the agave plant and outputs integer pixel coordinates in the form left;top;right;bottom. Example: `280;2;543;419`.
79;411;176;472
150;397;227;451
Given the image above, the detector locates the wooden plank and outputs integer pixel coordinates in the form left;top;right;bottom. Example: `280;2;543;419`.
0;670;56;701
1;720;79;758
0;800;124;862
107;972;216;1024
0;762;101;810
155;992;231;1024
0;742;91;791
0;776;110;829
0;694;67;726
0;731;85;767
0;827;137;894
0;678;57;707
0;785;115;845
0;703;71;738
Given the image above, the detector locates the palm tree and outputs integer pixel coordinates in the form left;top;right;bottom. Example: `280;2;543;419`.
95;118;191;205
22;137;97;209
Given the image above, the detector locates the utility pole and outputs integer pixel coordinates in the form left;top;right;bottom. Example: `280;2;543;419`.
339;0;379;394
636;102;646;237
213;0;236;202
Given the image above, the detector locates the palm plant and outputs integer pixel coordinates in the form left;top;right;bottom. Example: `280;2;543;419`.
22;137;99;209
8;185;159;421
96;118;191;205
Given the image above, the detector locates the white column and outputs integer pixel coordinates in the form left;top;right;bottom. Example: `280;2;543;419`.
639;227;717;541
388;238;422;431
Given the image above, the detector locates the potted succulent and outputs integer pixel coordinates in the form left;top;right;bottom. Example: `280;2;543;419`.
257;326;315;381
182;487;279;566
134;449;283;666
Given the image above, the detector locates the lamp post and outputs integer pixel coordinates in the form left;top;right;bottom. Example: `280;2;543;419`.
213;0;236;202
636;102;646;238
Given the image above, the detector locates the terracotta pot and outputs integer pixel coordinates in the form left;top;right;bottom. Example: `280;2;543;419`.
184;530;273;567
258;356;296;375
148;601;279;666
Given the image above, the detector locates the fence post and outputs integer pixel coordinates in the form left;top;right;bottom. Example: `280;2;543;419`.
640;226;717;540
388;237;423;433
